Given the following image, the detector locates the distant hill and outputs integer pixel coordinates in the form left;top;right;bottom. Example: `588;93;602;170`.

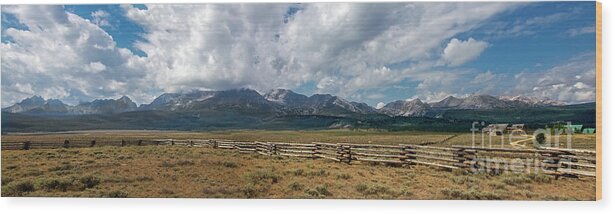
1;88;595;132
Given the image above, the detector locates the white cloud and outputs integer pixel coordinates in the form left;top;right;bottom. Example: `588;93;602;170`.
1;5;154;106
121;3;515;98
91;10;111;27
4;3;595;108
567;26;595;37
442;38;489;66
396;53;596;104
509;53;596;103
482;10;572;38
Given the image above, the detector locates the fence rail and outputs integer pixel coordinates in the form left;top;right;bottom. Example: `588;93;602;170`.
1;139;596;178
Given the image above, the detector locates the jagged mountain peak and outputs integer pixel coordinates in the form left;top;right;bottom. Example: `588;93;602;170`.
3;89;570;118
405;98;424;104
2;96;66;113
21;95;45;104
498;95;565;106
264;89;308;104
379;98;431;117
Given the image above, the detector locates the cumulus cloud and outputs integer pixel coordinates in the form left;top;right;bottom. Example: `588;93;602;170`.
1;3;595;107
91;10;111;27
442;38;489;66
121;3;515;97
0;5;155;106
509;53;596;103
405;53;596;104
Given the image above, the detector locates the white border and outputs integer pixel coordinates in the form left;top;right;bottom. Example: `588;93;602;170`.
0;0;612;214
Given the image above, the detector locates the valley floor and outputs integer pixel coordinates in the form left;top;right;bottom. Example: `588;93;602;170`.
1;130;597;199
0;129;597;149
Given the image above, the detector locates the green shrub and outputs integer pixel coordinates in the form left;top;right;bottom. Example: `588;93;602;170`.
315;184;331;196
242;184;258;198
136;175;154;182
305;184;331;198
176;160;195;166
441;187;503;200
487;181;507;190
105;190;128;198
49;164;74;172
35;178;73;192
159;188;175;195
336;173;352;180
535;133;546;147
501;174;532;186
160;160;174;168
219;161;238;168
308;169;329;177
288;182;305;191
23;169;44;176
527;173;553;183
355;183;391;195
292;168;305;176
79;175;100;189
355;183;368;193
245;169;280;184
1;176;14;185
4;180;35;196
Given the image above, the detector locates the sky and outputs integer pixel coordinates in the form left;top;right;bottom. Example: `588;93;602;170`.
0;2;597;107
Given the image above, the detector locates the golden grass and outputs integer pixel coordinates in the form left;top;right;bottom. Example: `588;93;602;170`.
1;130;454;145
1;130;596;150
441;133;597;150
1;145;596;199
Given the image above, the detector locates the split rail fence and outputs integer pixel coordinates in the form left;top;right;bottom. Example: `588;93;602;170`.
1;139;596;178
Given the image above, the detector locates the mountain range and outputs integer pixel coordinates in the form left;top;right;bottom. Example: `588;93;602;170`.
1;88;595;132
2;88;566;117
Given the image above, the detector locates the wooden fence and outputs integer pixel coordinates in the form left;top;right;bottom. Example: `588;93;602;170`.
1;139;596;178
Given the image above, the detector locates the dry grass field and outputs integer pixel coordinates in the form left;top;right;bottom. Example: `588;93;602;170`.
1;130;596;149
1;130;597;199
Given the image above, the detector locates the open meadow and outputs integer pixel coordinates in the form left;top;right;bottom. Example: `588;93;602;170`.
1;129;597;149
1;130;597;199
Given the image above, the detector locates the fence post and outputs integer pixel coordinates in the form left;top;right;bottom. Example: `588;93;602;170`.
403;145;416;165
212;140;218;149
313;143;320;159
336;144;343;162
542;151;561;178
121;140;126;147
171;140;175;146
454;148;468;169
337;144;351;164
190;140;194;147
270;143;277;156
346;145;352;164
63;139;70;148
398;145;406;163
138;140;143;146
23;141;31;150
90;140;96;147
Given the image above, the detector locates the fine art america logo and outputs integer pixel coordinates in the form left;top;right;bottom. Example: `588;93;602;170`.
468;122;575;174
